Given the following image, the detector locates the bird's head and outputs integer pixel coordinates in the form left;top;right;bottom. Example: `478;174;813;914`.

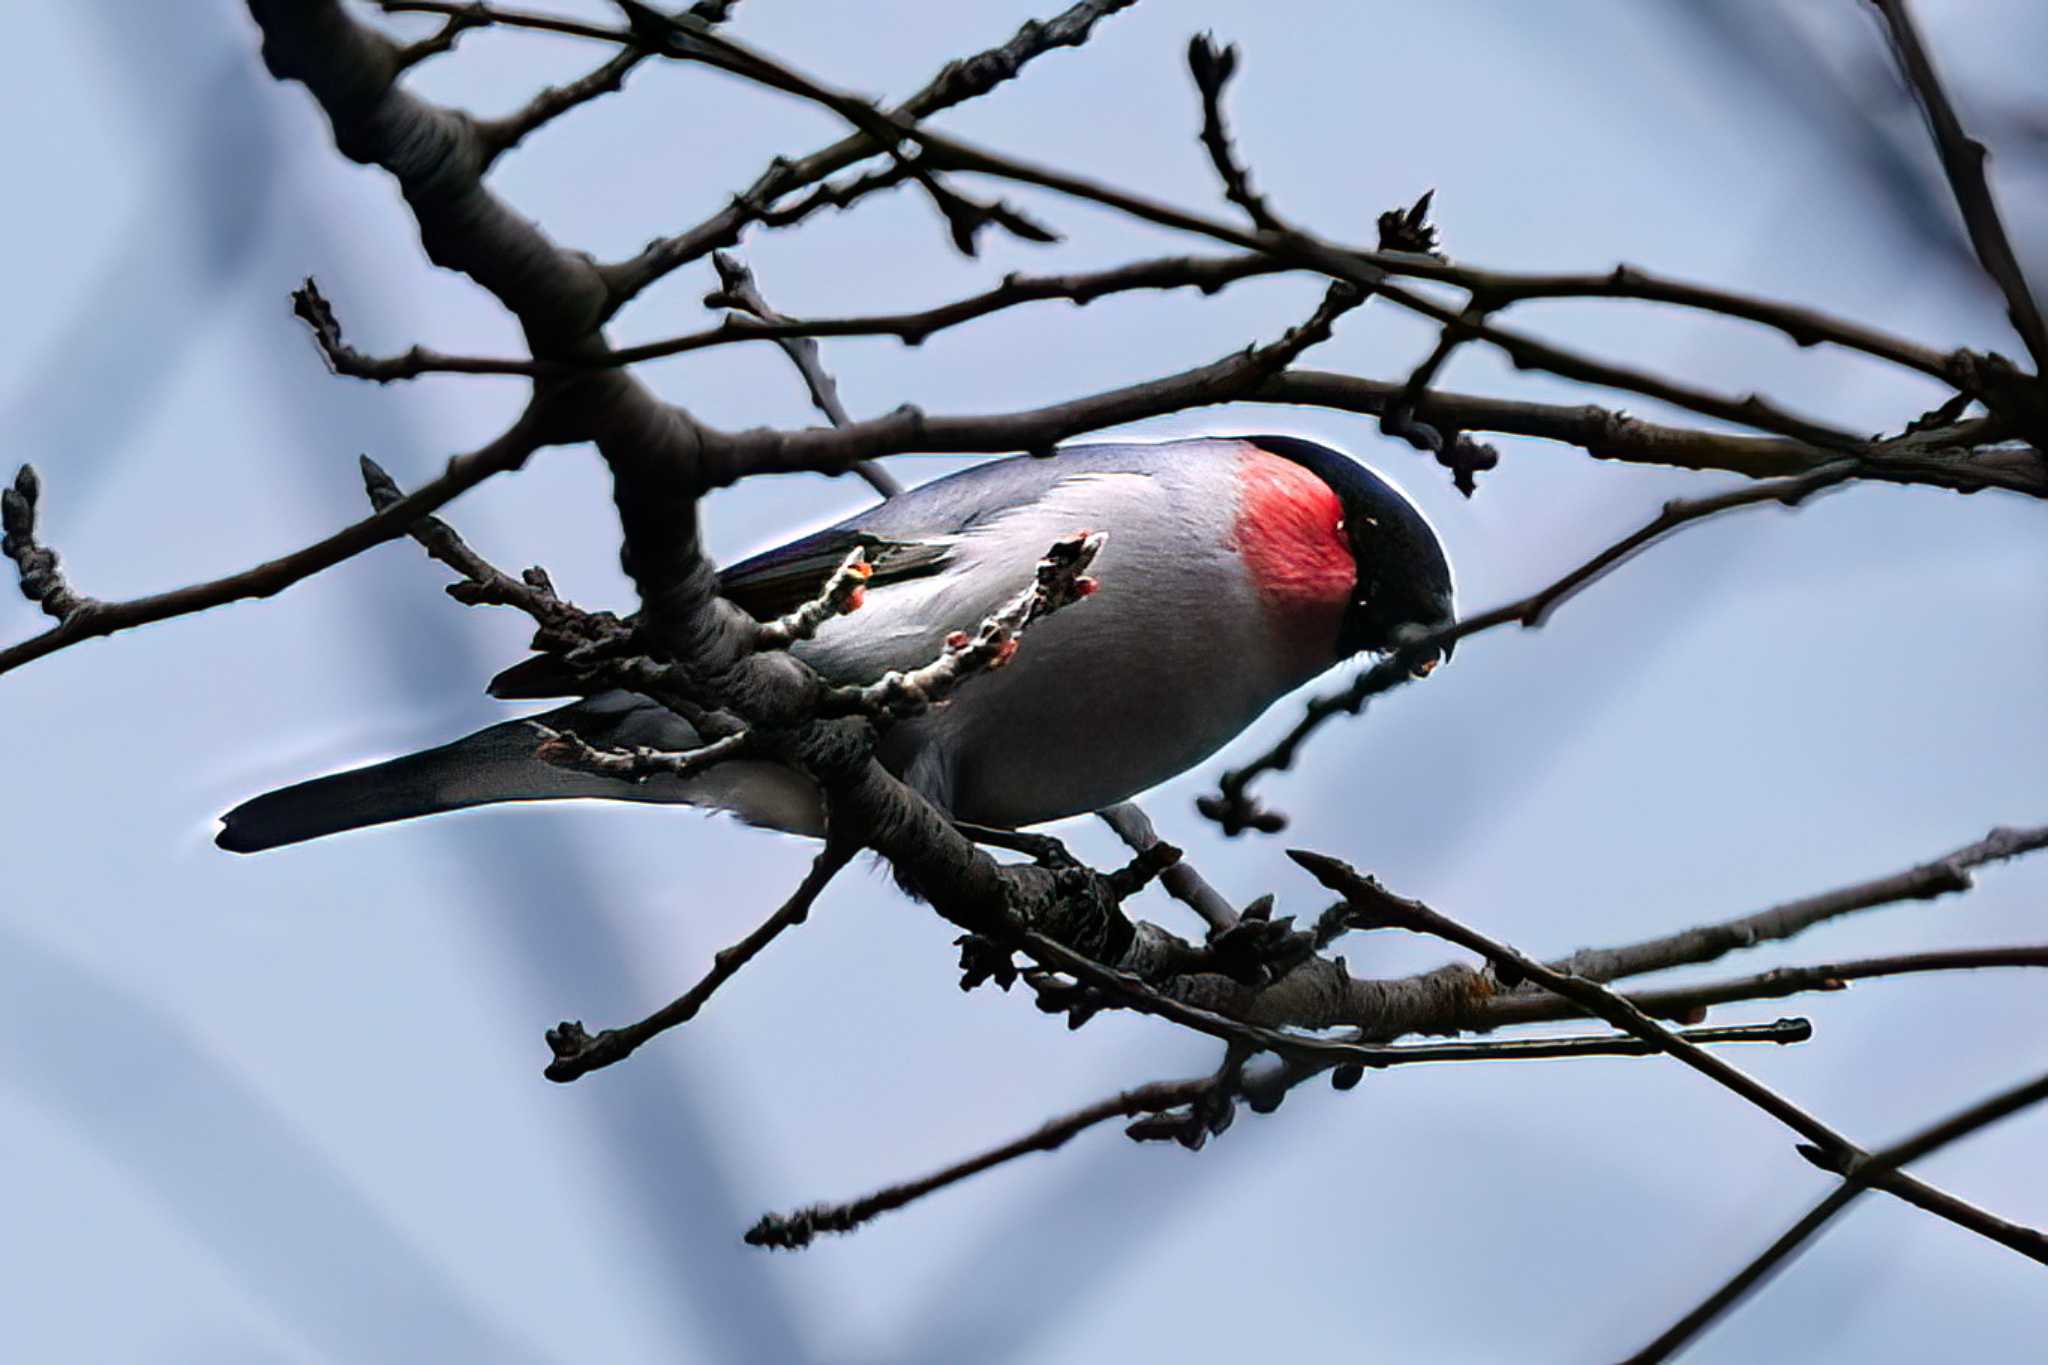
1244;435;1456;677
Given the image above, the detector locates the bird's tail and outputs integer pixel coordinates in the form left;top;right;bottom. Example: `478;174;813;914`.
215;698;823;853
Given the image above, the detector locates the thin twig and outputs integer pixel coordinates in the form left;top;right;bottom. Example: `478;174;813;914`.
0;414;548;677
746;1014;1816;1249
1201;462;1858;832
1291;852;2048;1265
530;721;752;782
1868;0;2048;374
545;839;856;1081
746;1074;1214;1248
821;531;1107;719
1098;803;1238;936
1186;36;1283;232
706;252;900;497
598;0;1139;308
1537;824;2048;987
1628;1067;2048;1362
1483;946;2048;1030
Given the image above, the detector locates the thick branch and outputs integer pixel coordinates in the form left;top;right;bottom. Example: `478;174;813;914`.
252;0;611;346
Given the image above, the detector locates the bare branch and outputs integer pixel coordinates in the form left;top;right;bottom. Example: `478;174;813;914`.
530;721;752;782
1098;803;1239;936
3;465;92;623
293;278;538;382
546;839;856;1082
1186;35;1283;232
1629;1067;2048;1363
822;531;1106;719
1202;462;1859;832
1538;823;2048;987
746;1074;1214;1249
1258;371;2046;496
0;415;549;678
1292;852;2048;1264
752;547;873;649
747;1014;1814;1249
1485;946;2048;1031
391;2;488;71
599;0;1139;308
1869;0;2048;375
706;252;900;497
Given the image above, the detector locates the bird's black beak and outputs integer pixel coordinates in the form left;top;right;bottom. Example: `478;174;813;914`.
1405;613;1455;679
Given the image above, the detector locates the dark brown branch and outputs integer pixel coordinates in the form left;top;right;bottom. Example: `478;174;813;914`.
1258;371;2047;496
1485;946;2048;1030
293;278;538;382
391;2;488;71
688;279;1367;485
257;1;614;348
0;416;548;678
614;21;1928;454
1201;462;1858;832
1295;855;1856;1153
620;252;1288;364
1629;1068;2048;1363
3;466;93;624
705;253;900;497
598;0;1138;309
378;0;620;43
546;839;856;1082
1186;36;1282;232
1537;824;2048;987
747;1073;1214;1249
748;1015;1816;1249
1869;0;2048;375
1292;853;2048;1264
1098;803;1238;936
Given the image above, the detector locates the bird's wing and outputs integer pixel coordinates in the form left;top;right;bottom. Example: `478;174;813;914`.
485;529;954;699
717;527;954;621
488;444;1166;700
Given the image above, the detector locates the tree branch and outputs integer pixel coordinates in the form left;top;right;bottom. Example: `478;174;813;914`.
597;0;1138;309
1098;803;1239;936
1868;0;2048;375
1;415;549;678
1292;851;2048;1265
705;252;900;497
545;838;856;1081
1201;462;1859;832
1628;1067;2048;1363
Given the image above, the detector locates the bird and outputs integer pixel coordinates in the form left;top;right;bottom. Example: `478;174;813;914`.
215;434;1455;853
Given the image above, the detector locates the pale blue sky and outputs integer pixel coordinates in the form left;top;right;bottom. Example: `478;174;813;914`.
3;3;2046;1360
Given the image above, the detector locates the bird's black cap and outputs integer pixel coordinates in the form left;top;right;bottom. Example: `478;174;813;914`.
1246;435;1456;664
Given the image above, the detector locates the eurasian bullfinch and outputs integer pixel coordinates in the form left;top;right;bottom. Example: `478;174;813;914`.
216;434;1454;851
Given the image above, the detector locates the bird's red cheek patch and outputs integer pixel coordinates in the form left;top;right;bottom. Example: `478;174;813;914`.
1232;446;1356;621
